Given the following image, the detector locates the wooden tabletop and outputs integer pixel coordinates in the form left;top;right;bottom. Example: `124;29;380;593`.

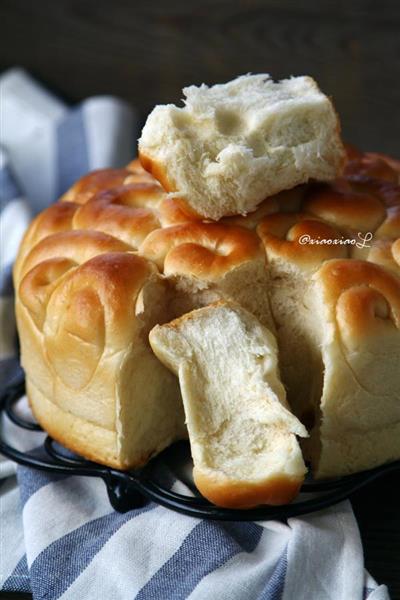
1;0;399;156
0;1;399;597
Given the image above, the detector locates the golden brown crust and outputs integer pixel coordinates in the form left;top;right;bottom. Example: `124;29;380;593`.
223;186;307;230
303;186;386;233
375;206;400;240
139;151;176;194
28;381;157;470
194;468;303;508
13;202;79;285
60;168;134;204
139;152;207;221
60;162;161;203
18;251;158;397
257;212;348;269
16;246;183;469
14;147;400;486
315;259;400;340
344;148;400;184
140;222;264;278
72;183;164;247
126;157;159;181
157;197;203;227
355;238;400;276
18;230;132;283
18;258;77;329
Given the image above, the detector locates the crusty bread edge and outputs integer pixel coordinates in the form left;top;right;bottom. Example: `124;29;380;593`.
139;151;205;220
308;422;400;479
139;152;176;195
193;467;304;508
27;381;159;471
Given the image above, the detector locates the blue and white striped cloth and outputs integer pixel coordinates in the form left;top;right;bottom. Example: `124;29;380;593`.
0;68;391;600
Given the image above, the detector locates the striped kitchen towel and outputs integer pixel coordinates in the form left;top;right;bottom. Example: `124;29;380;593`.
0;68;391;600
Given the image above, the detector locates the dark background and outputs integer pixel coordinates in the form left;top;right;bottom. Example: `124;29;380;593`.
1;0;399;155
1;1;399;599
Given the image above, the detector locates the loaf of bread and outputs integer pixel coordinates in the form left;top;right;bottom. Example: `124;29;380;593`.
149;301;307;508
139;74;345;220
13;77;400;504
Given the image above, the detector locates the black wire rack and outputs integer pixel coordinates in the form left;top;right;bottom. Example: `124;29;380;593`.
1;375;400;521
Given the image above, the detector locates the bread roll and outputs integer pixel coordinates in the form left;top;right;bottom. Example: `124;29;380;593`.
14;229;186;469
149;301;307;508
257;172;400;476
13;201;79;284
60;167;136;204
343;145;400;184
306;259;400;477
140;221;275;329
139;74;345;220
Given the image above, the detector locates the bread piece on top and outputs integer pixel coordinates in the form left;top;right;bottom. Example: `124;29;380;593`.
139;74;345;220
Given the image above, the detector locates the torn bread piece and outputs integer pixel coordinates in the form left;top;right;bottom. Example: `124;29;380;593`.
139;74;345;220
149;301;308;508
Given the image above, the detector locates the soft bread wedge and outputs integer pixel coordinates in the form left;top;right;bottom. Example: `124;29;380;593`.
149;301;307;508
139;74;345;220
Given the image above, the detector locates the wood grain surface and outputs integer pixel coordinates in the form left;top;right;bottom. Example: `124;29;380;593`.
1;0;399;155
0;1;399;597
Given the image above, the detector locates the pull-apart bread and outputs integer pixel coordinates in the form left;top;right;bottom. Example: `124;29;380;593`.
13;74;400;507
139;74;345;220
14;163;187;469
256;166;400;477
149;302;307;508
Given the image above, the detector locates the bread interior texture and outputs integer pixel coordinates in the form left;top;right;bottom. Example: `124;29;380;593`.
117;277;187;466
150;302;307;507
167;259;275;331
267;259;400;478
267;262;324;429
139;74;344;219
